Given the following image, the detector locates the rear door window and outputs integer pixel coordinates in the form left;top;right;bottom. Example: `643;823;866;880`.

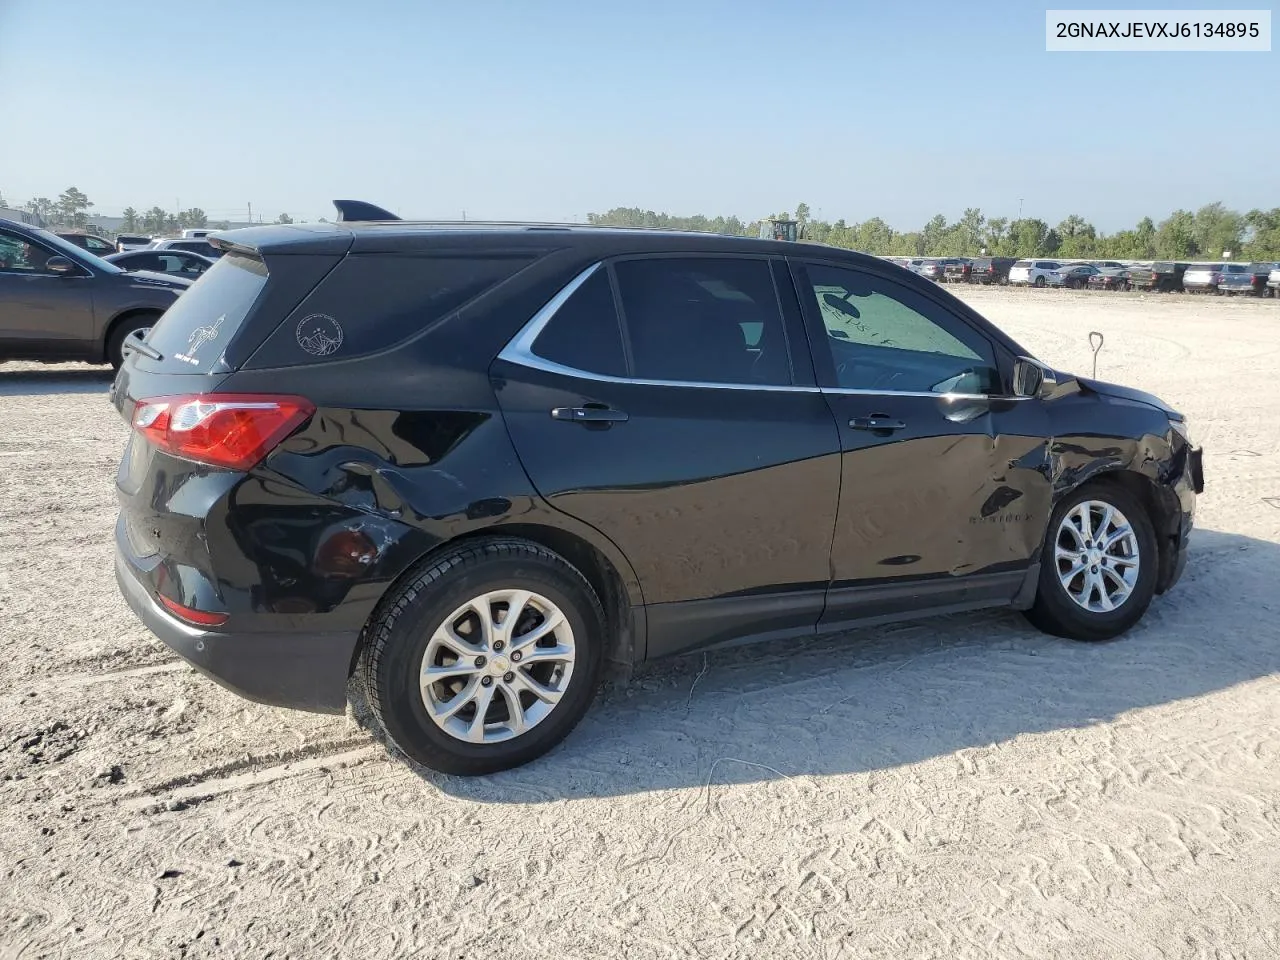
612;257;792;386
143;253;268;371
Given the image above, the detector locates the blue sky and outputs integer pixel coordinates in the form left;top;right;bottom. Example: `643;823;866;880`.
0;0;1274;230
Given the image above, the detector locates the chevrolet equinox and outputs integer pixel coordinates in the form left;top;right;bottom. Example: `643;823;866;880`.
112;201;1204;775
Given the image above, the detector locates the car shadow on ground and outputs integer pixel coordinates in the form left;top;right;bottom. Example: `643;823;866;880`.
0;366;113;396
357;527;1280;802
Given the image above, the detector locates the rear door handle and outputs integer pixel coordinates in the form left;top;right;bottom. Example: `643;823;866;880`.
849;415;907;432
551;405;629;424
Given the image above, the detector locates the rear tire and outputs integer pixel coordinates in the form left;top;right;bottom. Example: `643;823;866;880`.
361;538;606;775
1023;483;1158;642
1034;276;1046;288
106;313;160;370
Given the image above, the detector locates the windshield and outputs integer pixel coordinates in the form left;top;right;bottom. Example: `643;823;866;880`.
29;227;124;274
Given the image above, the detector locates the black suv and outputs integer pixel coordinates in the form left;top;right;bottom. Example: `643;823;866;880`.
1127;262;1189;293
1;218;191;368
967;256;1016;284
111;201;1204;775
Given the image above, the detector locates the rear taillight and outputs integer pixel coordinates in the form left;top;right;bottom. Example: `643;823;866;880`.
132;394;314;470
159;594;229;627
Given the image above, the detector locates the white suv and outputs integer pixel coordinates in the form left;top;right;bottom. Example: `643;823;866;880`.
1009;259;1062;287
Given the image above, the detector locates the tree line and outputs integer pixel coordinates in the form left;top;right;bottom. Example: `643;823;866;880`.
2;186;293;235
589;202;1280;261
7;185;1277;259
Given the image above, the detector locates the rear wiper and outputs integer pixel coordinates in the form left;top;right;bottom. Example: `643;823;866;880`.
123;329;163;361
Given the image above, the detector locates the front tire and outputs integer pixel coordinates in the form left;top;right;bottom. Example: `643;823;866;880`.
1023;483;1158;642
361;538;606;775
1034;276;1046;287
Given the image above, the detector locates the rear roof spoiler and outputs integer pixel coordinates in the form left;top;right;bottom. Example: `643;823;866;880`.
332;200;401;222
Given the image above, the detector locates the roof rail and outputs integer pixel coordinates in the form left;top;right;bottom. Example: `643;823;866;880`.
332;200;402;222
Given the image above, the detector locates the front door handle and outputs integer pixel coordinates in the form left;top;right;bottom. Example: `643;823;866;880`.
849;415;907;433
551;404;629;424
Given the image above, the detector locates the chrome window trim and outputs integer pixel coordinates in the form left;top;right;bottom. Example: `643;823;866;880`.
822;387;1033;401
497;261;1033;402
507;350;823;393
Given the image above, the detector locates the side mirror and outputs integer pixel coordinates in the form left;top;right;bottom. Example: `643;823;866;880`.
1012;356;1058;399
45;256;78;276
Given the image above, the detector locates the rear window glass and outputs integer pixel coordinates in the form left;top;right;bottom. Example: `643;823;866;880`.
1195;264;1224;271
144;254;268;371
1013;260;1032;267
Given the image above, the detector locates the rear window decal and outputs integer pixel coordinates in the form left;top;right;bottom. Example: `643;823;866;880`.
296;314;344;357
175;315;225;366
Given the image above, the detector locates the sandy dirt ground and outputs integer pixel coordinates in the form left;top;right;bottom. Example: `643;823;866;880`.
1;287;1278;960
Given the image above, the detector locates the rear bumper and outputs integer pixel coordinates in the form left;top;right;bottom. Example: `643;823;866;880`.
115;532;359;714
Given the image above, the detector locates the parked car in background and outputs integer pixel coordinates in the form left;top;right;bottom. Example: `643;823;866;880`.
1216;263;1272;296
1009;259;1062;287
1269;266;1280;298
58;232;119;257
110;204;1203;775
968;256;1016;285
914;258;944;281
904;258;927;275
1088;267;1130;291
942;258;972;283
1183;262;1250;294
916;258;967;282
106;249;214;280
0;217;190;368
151;237;223;259
1092;261;1126;270
1050;264;1099;289
115;233;154;253
1127;262;1188;293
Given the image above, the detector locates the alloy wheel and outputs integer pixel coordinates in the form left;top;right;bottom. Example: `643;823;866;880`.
419;589;576;744
1054;500;1141;613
